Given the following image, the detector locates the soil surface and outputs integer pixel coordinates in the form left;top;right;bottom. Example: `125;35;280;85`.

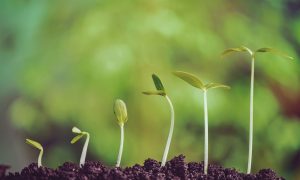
0;155;284;180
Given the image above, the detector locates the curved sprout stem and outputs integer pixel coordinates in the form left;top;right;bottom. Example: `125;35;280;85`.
247;57;255;174
38;149;43;167
79;133;90;167
161;95;175;167
203;90;208;175
116;124;124;167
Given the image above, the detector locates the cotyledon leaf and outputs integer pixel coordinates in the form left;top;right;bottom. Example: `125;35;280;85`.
71;134;85;144
173;71;204;90
26;139;43;150
222;46;253;57
152;74;165;92
72;127;82;134
142;90;166;96
204;83;230;90
255;47;293;60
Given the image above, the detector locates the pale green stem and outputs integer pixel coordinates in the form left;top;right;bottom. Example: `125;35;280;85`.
247;57;255;174
161;95;175;167
203;90;208;175
79;133;90;167
116;124;124;167
38;149;43;167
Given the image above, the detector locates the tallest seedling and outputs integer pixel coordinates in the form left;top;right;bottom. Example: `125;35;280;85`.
222;46;293;174
143;74;175;167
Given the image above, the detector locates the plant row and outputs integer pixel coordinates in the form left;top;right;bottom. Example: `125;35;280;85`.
25;46;293;175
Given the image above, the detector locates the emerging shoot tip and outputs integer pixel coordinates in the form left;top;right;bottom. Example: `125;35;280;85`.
26;139;43;167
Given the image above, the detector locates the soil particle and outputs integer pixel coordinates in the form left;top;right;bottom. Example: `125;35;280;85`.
0;165;9;178
1;155;285;180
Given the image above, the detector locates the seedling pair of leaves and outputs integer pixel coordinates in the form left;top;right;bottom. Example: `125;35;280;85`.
222;46;293;59
222;46;293;174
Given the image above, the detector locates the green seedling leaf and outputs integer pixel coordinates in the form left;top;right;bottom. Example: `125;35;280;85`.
114;99;128;125
142;90;166;96
222;46;253;57
255;48;293;60
143;74;166;96
72;127;82;134
173;71;204;90
152;74;165;91
26;139;43;151
204;83;230;90
71;134;85;144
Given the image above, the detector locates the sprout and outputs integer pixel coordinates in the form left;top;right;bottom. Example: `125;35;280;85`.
173;71;230;175
143;74;175;167
222;46;293;174
71;127;90;167
113;99;128;167
25;139;43;167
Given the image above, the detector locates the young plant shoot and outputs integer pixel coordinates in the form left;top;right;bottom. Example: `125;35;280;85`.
142;74;175;167
113;99;128;167
26;139;43;167
222;46;293;174
173;71;230;175
70;127;90;167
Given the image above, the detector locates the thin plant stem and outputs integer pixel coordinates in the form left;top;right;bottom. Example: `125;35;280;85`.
116;124;124;167
203;90;208;175
80;133;90;167
161;95;175;167
38;149;43;167
247;57;255;174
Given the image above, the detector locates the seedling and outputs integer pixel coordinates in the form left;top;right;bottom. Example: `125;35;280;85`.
113;99;128;167
71;127;90;167
25;139;43;167
173;71;229;175
143;74;175;167
222;46;293;174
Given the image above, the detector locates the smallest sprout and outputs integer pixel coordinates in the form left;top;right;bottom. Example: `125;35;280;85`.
26;139;43;167
114;99;128;167
71;127;90;167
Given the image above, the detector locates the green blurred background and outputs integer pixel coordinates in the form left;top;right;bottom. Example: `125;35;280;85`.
1;0;300;179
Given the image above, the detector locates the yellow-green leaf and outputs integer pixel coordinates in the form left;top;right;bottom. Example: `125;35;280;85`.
222;46;252;57
114;99;128;125
71;134;85;144
72;127;82;134
142;90;166;96
204;83;230;90
173;71;204;90
26;139;43;151
255;48;293;60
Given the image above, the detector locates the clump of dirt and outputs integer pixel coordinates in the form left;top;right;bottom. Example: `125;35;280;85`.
1;155;284;180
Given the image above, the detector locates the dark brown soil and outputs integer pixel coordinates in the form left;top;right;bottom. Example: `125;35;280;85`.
0;155;284;180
